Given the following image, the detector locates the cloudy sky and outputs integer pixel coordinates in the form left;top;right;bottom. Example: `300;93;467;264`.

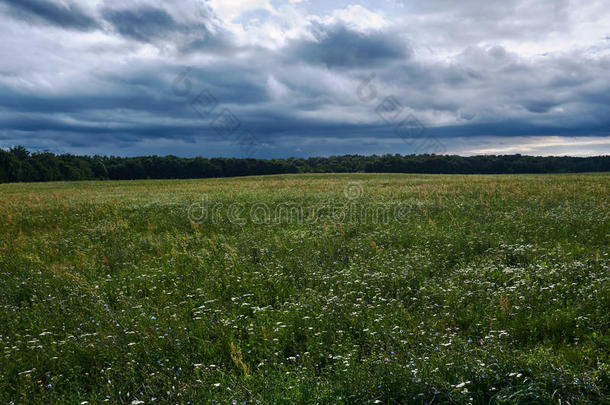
0;0;609;157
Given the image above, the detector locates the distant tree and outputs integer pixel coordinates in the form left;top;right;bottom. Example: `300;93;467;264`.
0;146;609;184
10;146;30;161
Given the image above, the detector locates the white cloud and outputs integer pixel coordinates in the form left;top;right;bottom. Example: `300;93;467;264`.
207;0;275;22
322;5;389;32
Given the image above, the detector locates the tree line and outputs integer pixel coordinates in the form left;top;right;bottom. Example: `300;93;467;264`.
1;146;608;183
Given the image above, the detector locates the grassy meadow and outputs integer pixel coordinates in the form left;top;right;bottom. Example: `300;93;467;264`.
0;173;608;404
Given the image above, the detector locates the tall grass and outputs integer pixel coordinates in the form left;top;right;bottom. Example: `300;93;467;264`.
0;173;608;403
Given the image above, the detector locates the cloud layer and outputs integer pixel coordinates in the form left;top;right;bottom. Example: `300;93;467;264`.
0;0;608;157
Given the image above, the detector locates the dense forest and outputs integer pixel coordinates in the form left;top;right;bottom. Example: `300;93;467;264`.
1;146;608;183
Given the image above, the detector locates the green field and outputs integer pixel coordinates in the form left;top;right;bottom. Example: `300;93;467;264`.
1;174;608;404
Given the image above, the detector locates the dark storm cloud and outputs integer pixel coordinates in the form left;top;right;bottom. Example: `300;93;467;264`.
0;81;191;116
522;100;559;114
0;0;97;30
2;44;609;155
99;3;232;52
102;6;179;42
287;23;410;68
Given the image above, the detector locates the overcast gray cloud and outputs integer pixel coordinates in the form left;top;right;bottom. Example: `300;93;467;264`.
0;0;608;157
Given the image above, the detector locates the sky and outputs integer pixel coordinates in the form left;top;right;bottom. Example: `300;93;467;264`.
0;0;609;158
